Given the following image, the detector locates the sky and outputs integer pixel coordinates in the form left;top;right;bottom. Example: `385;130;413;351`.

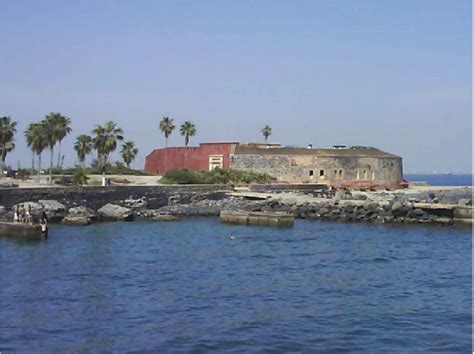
0;0;471;173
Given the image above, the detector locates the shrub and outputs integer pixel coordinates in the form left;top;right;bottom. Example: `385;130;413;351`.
161;168;275;185
72;168;89;186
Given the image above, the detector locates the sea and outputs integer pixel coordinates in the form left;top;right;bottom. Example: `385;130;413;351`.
0;219;471;352
404;174;473;186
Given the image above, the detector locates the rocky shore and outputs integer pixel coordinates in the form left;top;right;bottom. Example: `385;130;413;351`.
0;185;471;226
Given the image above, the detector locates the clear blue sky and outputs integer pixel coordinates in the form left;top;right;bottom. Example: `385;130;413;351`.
1;0;471;173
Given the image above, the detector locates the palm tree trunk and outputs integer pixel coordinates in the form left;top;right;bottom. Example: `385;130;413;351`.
0;156;5;178
37;153;42;183
49;146;54;185
0;146;4;178
31;151;35;175
57;140;62;169
165;137;168;173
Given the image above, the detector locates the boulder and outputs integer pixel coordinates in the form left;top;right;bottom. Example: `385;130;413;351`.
62;215;92;226
39;200;67;222
97;203;133;221
406;208;426;219
391;201;403;211
363;201;379;211
352;193;368;201
68;206;96;218
458;199;472;206
335;189;352;201
39;200;66;213
124;197;147;209
18;201;42;212
152;214;180;222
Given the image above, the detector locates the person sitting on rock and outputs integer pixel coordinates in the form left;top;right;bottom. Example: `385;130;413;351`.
18;205;25;223
13;205;19;223
40;211;48;226
25;205;33;224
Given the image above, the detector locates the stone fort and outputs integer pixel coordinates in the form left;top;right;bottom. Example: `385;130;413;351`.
145;142;403;189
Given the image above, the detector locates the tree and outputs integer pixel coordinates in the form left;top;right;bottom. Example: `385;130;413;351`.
74;134;93;168
92;121;124;173
120;141;138;168
180;121;197;147
24;122;48;181
25;122;38;173
55;115;72;169
261;125;272;143
42;113;62;184
159;117;175;148
0;116;18;177
159;117;175;171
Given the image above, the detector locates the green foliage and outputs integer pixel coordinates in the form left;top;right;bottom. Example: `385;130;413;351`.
161;168;275;185
120;141;138;168
180;121;197;147
261;125;272;142
159;117;175;144
72;168;89;185
92;121;124;172
74;134;92;167
48;161;153;176
0;116;18;175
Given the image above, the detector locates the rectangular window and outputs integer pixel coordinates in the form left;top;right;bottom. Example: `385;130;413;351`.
319;169;325;177
309;170;314;176
338;170;343;178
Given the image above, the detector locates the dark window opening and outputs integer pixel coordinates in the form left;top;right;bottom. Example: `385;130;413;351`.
309;170;314;176
319;169;325;177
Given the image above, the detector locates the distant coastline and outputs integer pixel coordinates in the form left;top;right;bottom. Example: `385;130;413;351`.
404;174;473;187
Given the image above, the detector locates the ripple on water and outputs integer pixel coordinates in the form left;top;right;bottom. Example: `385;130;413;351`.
0;219;471;352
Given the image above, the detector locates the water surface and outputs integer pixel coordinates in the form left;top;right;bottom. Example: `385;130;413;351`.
0;219;471;352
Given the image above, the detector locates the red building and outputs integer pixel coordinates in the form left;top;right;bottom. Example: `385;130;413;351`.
145;142;239;174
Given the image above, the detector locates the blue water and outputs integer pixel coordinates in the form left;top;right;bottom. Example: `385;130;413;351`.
404;174;473;186
0;219;471;352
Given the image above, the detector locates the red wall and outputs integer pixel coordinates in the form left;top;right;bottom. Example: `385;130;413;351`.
145;143;238;174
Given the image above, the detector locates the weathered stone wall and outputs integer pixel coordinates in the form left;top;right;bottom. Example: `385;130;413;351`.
230;154;403;188
0;185;233;210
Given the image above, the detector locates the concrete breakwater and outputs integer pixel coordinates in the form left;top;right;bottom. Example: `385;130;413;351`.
0;185;471;226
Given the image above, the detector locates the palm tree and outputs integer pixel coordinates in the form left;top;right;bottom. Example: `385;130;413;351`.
24;122;48;181
55;115;72;169
180;121;197;147
120;141;138;168
180;121;196;166
92;121;124;173
0;116;18;177
159;117;175;171
42;113;62;184
159;117;175;148
25;122;38;173
261;125;272;143
74;134;93;168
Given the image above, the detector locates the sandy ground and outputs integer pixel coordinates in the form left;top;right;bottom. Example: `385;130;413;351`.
2;175;162;188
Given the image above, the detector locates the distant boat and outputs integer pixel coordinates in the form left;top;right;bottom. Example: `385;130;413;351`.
0;222;48;240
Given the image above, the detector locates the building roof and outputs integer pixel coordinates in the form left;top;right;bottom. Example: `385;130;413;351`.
234;145;400;158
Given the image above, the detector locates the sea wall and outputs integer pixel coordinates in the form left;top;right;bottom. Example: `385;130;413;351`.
0;185;233;210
